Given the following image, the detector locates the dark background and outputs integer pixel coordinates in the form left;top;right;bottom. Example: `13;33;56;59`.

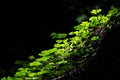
1;0;95;65
0;0;120;79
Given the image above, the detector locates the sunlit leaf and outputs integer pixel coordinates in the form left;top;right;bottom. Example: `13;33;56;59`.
56;40;63;43
29;61;41;66
90;9;101;14
29;55;35;60
91;36;100;40
28;73;36;77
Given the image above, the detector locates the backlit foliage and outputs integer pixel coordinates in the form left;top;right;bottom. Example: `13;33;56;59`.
1;6;120;80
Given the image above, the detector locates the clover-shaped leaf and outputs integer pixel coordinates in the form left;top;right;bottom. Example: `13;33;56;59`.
28;73;36;77
50;32;67;39
29;61;41;66
90;9;101;14
91;36;100;40
29;55;35;60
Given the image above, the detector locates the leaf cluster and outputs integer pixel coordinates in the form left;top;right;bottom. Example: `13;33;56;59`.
1;6;120;80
